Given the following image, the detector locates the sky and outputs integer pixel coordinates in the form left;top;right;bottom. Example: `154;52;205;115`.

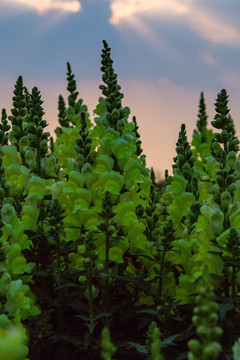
0;0;240;178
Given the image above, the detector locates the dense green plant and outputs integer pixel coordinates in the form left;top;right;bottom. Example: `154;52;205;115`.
188;265;222;360
2;40;240;360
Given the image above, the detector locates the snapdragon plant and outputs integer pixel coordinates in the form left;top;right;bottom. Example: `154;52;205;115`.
146;321;163;360
173;124;196;192
101;327;116;360
8;76;28;166
192;92;213;162
210;89;239;231
0;109;10;146
54;95;69;137
188;265;222;360
74;111;97;171
97;191;118;316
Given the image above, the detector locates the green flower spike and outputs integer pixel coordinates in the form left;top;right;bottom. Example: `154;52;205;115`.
133;115;143;156
101;327;116;360
0;109;10;146
99;40;129;131
74;112;97;171
146;321;163;360
188;264;222;360
197;92;208;137
210;90;239;229
66;62;80;109
8;76;29;166
27;86;50;176
173;124;196;189
192;92;213;161
211;89;239;163
54;94;70;137
58;94;68;128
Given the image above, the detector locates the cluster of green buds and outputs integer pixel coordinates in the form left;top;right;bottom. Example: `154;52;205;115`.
25;86;50;176
54;95;70;137
101;327;116;360
97;191;117;235
133;115;143;156
186;177;201;231
173;124;196;190
188;265;222;360
146;321;163;360
78;231;101;308
78;231;99;282
74;112;97;171
45;198;65;233
0;155;9;201
156;220;176;298
0;109;10;146
210;227;240;298
8;76;27;147
211;90;239;163
192;92;213;161
138;184;161;242
66;62;83;112
210;90;239;225
213;158;236;208
196;92;208;140
99;40;129;132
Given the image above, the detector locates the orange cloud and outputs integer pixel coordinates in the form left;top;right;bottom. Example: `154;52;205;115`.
110;0;191;25
109;0;239;46
5;0;81;15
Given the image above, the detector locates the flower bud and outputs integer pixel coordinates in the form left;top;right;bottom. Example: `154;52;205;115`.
112;108;120;120
221;191;231;211
107;225;115;235
117;119;125;132
203;343;221;359
226;174;235;186
97;220;107;231
226;151;236;168
216;175;224;188
188;339;201;354
221;130;229;142
83;257;91;265
97;263;104;271
36;125;43;136
212;142;222;154
79;275;87;283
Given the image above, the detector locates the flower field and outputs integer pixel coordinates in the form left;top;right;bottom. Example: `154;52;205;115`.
1;40;240;360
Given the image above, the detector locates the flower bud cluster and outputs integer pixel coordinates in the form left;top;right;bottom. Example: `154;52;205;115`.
99;40;130;132
210;151;237;214
0;109;10;146
101;327;116;360
211;90;239;163
74;112;97;171
146;321;163;360
188;267;222;360
173;124;198;195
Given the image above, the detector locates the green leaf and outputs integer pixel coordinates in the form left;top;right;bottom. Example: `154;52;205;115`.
162;334;180;347
95;155;114;174
125;342;148;354
69;171;85;188
232;338;240;360
100;171;124;195
111;138;131;159
219;303;235;320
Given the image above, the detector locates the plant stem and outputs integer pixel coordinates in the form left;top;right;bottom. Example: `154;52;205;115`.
104;229;110;326
158;247;166;298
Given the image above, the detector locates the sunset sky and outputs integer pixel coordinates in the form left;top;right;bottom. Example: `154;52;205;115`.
0;0;240;178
